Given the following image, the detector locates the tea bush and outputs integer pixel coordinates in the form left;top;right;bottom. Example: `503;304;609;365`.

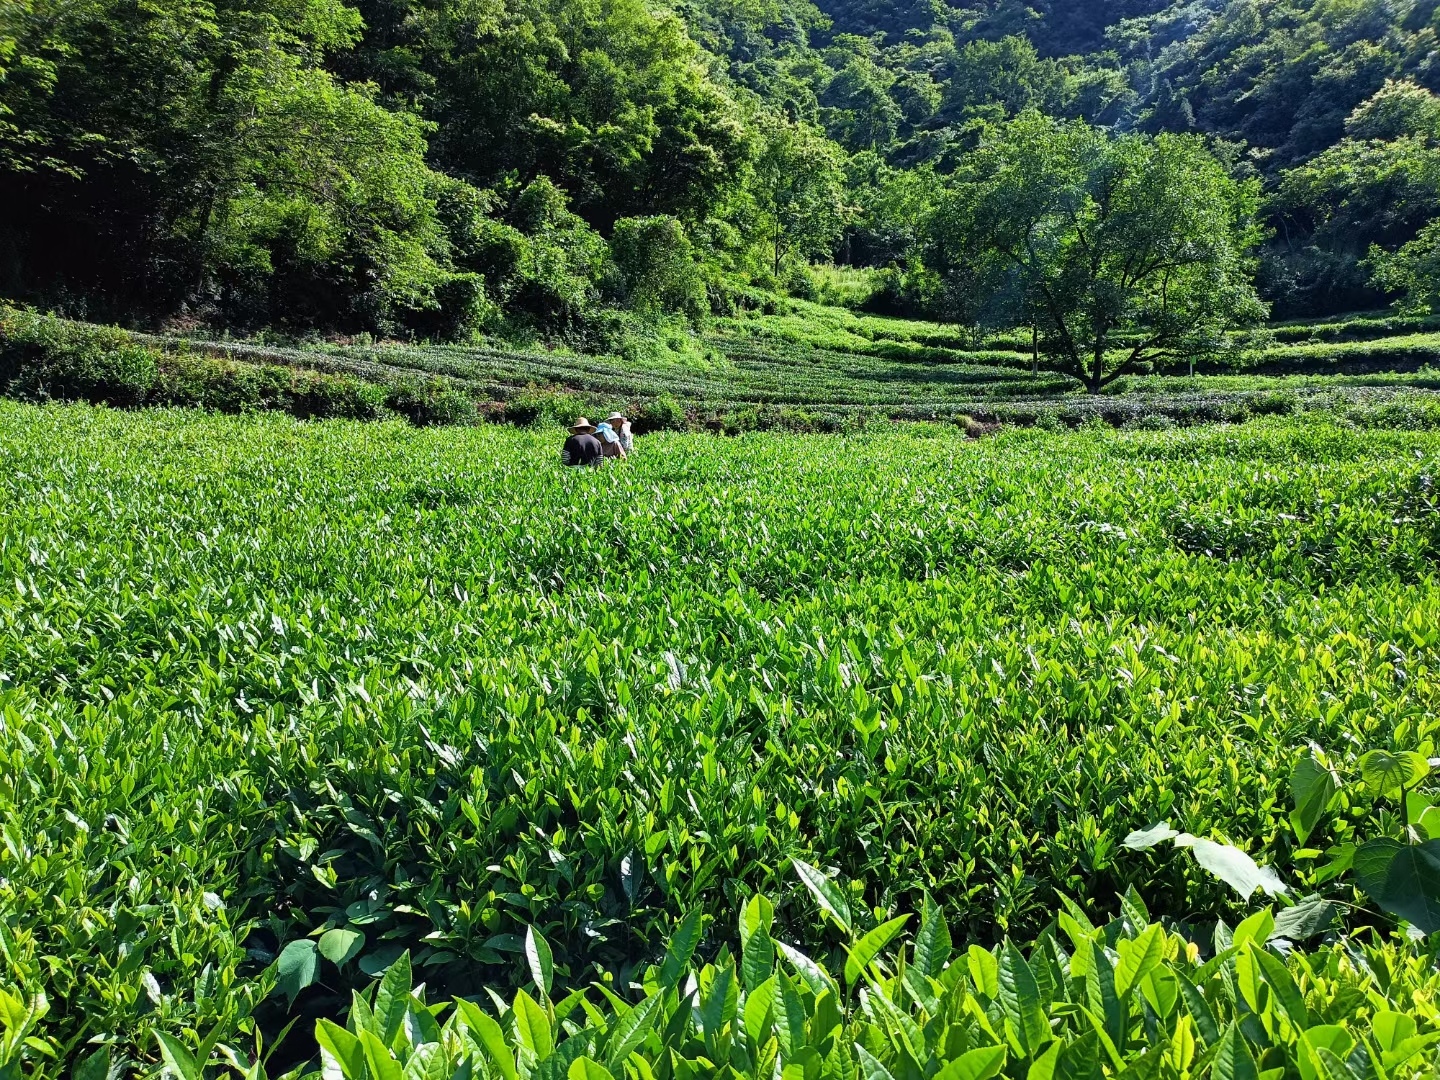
0;307;474;425
252;874;1440;1080
4;405;1440;1074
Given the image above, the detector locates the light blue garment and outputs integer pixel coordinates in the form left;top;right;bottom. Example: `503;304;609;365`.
595;422;620;444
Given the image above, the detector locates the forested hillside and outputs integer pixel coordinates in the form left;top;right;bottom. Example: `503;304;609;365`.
5;0;1440;347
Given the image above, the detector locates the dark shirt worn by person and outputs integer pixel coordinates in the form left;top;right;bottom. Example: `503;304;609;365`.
561;432;603;467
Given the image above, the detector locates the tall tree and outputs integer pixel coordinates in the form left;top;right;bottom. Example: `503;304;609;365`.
928;112;1266;392
339;0;751;232
1271;132;1440;312
0;0;475;332
1370;217;1440;313
752;114;849;274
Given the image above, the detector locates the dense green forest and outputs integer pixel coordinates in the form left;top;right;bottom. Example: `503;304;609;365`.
6;0;1440;369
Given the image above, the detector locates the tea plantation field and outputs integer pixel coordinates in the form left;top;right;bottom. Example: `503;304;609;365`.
17;302;1440;435
151;304;1440;421
4;402;1440;1075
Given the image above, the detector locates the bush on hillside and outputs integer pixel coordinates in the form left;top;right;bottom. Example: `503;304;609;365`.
609;216;707;322
0;306;159;406
636;393;687;432
503;387;592;428
0;305;479;425
384;380;478;426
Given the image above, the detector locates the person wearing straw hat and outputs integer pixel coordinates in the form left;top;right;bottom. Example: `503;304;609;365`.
606;412;634;454
560;418;604;468
594;414;628;461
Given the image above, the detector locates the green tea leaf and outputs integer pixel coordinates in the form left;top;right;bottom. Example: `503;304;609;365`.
568;1057;616;1080
603;989;664;1071
360;1030;403;1080
697;963;737;1036
401;1043;444;1080
73;1047;111;1080
855;1045;897;1080
1370;1011;1415;1054
843;915;909;986
776;940;837;997
739;894;774;951
1232;908;1275;949
1053;1032;1101;1080
1023;1041;1059;1080
526;925;554;998
743;976;777;1049
1252;946;1308;1029
934;1044;1007;1080
967;945;999;999
997;941;1048;1059
658;910;703;990
791;859;852;935
775;969;807;1059
1309;1047;1356;1080
316;1019;367;1080
1114;924;1164;999
1212;1024;1259;1080
350;989;377;1039
1083;941;1123;1051
373;951;413;1049
514;989;554;1062
811;990;842;1043
741;908;775;992
1119;886;1150;931
1177;973;1220;1047
536;1039;594;1080
1298;1026;1354;1080
912;893;951;980
1235;948;1266;1016
155;1031;202;1080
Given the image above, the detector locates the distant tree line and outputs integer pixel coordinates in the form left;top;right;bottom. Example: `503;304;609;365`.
3;0;1440;361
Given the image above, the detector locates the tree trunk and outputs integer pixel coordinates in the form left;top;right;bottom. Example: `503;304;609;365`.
1089;340;1106;394
774;207;782;277
1031;326;1038;376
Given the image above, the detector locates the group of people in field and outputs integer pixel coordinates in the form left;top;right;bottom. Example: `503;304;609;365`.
560;413;634;468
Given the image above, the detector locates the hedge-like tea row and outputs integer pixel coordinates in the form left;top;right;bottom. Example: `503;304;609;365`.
86;872;1440;1080
0;306;476;426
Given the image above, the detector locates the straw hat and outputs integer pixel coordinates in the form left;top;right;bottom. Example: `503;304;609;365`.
606;413;627;424
570;417;597;434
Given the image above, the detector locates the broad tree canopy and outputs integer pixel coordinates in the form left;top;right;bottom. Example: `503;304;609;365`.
928;112;1267;392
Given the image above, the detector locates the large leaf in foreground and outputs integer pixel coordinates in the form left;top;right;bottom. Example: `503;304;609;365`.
1358;840;1440;934
1175;835;1287;899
